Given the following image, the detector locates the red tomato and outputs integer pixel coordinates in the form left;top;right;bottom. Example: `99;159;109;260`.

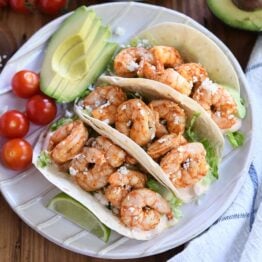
0;0;8;8
26;94;57;125
0;110;30;138
9;0;36;13
1;138;32;171
37;0;66;15
12;70;40;98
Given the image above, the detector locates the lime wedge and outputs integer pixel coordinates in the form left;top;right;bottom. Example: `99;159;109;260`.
47;192;111;242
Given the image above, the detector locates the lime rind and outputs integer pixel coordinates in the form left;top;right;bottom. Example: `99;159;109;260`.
47;192;111;242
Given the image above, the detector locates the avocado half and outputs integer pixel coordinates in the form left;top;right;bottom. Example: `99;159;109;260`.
40;6;117;103
207;0;262;31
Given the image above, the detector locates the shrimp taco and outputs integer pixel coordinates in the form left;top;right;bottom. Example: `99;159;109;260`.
33;117;182;240
111;22;246;136
75;75;224;203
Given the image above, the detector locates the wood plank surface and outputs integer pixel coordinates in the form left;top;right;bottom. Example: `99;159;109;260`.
0;1;258;261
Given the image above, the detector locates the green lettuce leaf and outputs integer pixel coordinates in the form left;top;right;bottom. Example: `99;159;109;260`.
147;178;183;219
185;112;219;179
222;85;246;119
226;131;245;148
185;112;201;142
129;37;153;48
50;117;74;131
37;151;51;168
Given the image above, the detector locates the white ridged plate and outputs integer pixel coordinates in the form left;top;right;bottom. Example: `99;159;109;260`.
0;1;254;259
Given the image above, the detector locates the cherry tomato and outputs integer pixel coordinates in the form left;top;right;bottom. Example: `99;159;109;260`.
12;70;40;98
0;110;30;138
1;138;32;171
9;0;37;13
0;0;8;8
37;0;66;15
26;94;57;125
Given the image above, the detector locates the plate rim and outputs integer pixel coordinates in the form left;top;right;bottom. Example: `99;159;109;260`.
0;1;255;259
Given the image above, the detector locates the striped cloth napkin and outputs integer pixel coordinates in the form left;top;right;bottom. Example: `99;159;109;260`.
169;35;262;262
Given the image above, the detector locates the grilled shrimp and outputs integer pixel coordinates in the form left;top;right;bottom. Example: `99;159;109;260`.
83;85;127;124
105;168;147;208
149;46;183;71
192;79;238;130
113;47;153;77
175;63;208;91
115;99;156;146
69;147;115;192
149;100;186;138
92;136;127;168
120;188;173;230
157;68;192;96
160;142;209;188
147;134;187;160
48;120;88;165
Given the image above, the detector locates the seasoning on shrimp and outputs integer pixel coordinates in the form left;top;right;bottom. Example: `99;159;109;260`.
115;99;156;146
149;99;186;138
83;85;127;124
105;169;147;208
48;120;88;165
93;136;127;168
70;147;115;192
192;78;238;130
160;142;209;188
113;47;153;77
120;188;173;230
174;63;208;90
149;46;184;71
147;134;187;160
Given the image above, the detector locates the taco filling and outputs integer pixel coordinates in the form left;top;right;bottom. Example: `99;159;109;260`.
112;45;244;132
76;80;221;202
35;118;181;237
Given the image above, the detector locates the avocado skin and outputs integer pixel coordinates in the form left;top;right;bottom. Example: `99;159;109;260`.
207;0;262;31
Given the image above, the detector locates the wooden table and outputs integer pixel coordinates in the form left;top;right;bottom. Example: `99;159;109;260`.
0;1;258;261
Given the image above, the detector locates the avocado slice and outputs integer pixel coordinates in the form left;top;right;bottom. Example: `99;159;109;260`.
207;0;262;31
40;6;116;102
51;25;112;101
41;7;96;96
57;42;118;103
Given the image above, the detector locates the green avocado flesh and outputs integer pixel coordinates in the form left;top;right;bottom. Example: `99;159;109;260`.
222;85;246;118
207;0;262;31
40;6;117;102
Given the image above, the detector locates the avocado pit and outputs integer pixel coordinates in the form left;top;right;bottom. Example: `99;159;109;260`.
232;0;262;11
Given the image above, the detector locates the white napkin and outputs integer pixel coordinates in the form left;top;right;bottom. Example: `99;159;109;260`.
169;36;262;262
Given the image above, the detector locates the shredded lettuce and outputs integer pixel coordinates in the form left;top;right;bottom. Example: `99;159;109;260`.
222;85;246;119
185;112;201;142
147;178;183;219
129;37;153;48
201;139;219;179
37;151;51;168
185;112;219;179
226;131;245;148
50;117;74;131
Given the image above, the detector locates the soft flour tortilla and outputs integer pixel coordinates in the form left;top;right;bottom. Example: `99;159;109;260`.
137;22;240;91
33;128;177;241
76;75;224;203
